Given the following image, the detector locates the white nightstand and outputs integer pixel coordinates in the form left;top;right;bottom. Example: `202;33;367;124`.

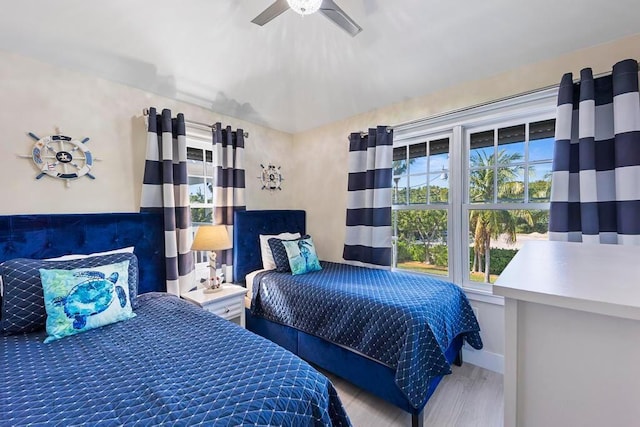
182;284;247;327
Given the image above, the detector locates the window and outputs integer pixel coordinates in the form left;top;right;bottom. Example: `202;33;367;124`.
186;137;215;265
187;143;214;225
393;136;452;278
392;89;557;291
465;119;554;285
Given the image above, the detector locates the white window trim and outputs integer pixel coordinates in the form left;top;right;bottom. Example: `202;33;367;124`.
393;87;558;301
394;87;558;143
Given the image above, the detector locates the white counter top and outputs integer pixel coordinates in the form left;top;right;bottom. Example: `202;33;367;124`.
494;240;640;320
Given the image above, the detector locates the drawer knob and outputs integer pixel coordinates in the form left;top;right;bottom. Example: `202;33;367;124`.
225;307;230;313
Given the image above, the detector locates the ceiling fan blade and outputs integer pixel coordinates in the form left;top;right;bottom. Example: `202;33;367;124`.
251;0;290;26
319;0;362;37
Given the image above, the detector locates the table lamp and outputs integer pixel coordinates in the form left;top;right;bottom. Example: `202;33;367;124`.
191;224;232;293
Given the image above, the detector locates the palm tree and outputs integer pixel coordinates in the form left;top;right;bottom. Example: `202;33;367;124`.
469;149;532;283
471;209;533;283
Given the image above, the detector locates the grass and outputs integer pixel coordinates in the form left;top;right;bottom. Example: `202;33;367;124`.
469;271;499;284
397;261;499;284
397;261;448;276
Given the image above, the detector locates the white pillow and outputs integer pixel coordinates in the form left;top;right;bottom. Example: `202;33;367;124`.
44;246;135;261
259;233;301;270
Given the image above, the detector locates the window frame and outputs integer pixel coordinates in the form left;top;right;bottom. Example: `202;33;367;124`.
185;130;215;269
186;137;215;223
462;112;554;292
392;87;558;295
392;130;454;281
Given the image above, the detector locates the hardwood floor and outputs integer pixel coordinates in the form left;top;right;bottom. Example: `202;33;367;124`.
325;364;503;427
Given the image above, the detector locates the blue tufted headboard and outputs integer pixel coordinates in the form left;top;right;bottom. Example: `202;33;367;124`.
0;212;166;294
233;210;305;285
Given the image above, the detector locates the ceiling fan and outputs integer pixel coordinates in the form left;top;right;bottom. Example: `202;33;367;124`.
251;0;363;37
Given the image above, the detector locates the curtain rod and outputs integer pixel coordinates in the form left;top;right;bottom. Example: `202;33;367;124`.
348;67;626;141
142;108;249;138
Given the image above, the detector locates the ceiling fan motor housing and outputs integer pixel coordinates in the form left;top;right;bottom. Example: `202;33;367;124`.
287;0;322;15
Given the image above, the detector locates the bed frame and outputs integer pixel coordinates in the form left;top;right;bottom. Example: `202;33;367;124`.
0;212;166;294
233;210;463;427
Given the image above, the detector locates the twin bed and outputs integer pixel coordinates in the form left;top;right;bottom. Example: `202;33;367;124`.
234;210;482;427
0;213;349;426
1;210;482;427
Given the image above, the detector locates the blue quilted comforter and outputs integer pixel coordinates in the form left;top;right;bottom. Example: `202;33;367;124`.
1;293;350;426
251;262;483;409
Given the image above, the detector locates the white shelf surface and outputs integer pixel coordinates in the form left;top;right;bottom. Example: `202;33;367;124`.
494;240;640;320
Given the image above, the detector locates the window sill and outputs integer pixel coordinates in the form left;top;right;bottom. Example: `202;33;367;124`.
462;286;505;306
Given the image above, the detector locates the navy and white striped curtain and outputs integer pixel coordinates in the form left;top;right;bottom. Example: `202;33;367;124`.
140;108;194;295
549;59;640;244
343;126;393;268
213;123;246;281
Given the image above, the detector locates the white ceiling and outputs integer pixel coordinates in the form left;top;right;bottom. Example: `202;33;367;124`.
1;1;639;134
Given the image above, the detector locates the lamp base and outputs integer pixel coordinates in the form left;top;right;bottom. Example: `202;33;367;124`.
203;287;223;294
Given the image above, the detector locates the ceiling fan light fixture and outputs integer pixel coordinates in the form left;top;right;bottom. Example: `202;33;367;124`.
287;0;322;16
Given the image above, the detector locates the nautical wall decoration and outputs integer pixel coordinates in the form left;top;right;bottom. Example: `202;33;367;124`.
259;163;283;191
19;131;96;187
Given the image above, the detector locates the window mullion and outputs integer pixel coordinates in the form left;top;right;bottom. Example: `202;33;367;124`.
426;140;430;205
524;121;530;203
493;128;498;204
451;125;464;286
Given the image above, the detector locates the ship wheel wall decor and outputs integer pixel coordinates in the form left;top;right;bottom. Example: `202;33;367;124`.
259;164;283;191
20;132;96;187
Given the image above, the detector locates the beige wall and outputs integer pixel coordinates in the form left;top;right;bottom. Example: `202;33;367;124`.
0;50;295;215
289;33;640;362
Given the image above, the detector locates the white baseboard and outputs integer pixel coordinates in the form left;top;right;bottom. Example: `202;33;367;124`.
462;346;504;374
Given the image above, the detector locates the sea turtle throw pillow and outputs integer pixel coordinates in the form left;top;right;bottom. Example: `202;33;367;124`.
281;236;322;275
39;261;136;343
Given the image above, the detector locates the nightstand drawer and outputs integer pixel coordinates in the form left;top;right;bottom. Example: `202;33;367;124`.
204;299;243;320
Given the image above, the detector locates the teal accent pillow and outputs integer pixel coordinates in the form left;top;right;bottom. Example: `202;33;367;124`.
268;235;310;273
39;261;136;343
282;236;322;275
